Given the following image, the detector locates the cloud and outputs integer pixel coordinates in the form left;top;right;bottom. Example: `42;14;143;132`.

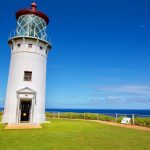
106;96;118;100
90;95;150;106
90;96;124;104
88;85;150;106
126;97;150;103
96;85;150;95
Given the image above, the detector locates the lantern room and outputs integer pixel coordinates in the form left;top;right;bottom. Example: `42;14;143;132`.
15;2;49;41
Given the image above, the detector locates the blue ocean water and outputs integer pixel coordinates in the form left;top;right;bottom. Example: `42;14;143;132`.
1;108;150;116
45;108;150;116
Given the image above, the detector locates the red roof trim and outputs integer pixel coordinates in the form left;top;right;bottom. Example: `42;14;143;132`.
16;9;49;24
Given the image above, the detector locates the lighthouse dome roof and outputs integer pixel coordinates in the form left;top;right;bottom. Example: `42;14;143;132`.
16;2;49;24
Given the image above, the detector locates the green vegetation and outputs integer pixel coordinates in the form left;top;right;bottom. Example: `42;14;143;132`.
116;116;150;127
134;117;150;127
116;116;125;123
46;112;150;127
0;118;150;150
46;112;115;121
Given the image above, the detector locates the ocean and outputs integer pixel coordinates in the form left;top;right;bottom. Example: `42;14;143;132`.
1;108;150;116
46;109;150;116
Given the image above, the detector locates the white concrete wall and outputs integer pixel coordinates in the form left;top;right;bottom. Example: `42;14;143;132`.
2;37;50;123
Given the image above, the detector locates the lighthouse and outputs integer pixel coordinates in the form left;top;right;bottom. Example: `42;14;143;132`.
2;3;51;124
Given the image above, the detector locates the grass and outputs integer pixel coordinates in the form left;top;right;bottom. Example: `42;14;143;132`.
0;118;150;150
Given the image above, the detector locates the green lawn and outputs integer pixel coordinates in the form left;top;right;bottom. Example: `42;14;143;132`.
0;118;150;150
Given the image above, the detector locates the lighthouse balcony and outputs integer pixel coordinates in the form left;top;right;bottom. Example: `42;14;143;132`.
9;29;51;45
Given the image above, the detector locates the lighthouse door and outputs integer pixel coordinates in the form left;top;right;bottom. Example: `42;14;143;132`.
20;100;32;122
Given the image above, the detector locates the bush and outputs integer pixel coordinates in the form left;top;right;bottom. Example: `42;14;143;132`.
59;113;72;118
46;112;55;117
116;116;124;123
98;114;115;122
134;117;150;127
84;113;97;120
58;112;84;119
71;113;84;119
144;118;150;127
78;113;85;119
46;112;116;122
45;112;150;127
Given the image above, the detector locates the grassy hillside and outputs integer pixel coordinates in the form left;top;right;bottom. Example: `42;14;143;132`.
0;118;150;150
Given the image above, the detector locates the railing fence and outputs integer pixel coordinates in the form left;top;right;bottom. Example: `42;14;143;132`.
46;112;150;125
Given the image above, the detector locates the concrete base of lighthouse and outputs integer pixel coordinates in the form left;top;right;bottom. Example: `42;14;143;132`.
4;123;42;129
2;112;46;124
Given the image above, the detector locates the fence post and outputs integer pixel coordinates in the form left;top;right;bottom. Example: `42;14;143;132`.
97;113;99;120
132;114;135;125
71;112;72;119
115;113;118;122
58;112;59;118
84;113;85;119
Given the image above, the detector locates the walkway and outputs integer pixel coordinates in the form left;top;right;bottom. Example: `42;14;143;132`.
90;120;150;131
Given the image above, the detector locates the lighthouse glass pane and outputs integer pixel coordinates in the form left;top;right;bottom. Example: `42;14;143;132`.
16;15;47;40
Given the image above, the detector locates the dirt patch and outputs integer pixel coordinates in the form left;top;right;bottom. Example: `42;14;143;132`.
90;120;150;131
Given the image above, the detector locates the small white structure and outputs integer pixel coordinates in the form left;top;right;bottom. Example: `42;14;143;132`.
121;117;131;124
2;3;51;124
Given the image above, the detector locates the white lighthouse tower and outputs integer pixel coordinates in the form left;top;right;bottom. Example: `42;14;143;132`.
2;2;51;124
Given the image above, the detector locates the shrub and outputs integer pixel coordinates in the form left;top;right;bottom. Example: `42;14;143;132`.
98;114;115;122
45;112;150;127
144;118;150;127
59;113;71;118
84;113;97;120
71;113;84;119
57;112;84;119
116;116;124;123
45;112;54;117
77;113;85;119
134;117;150;127
45;112;116;121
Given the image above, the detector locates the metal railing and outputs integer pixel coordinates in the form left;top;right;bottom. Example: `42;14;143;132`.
45;112;150;126
8;29;52;45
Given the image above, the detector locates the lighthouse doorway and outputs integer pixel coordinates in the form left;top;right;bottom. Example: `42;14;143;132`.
16;87;36;123
20;100;32;122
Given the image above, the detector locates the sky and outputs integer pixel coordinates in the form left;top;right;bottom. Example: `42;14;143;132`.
0;0;150;109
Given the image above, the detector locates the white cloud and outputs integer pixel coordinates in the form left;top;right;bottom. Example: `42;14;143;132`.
88;85;150;105
96;85;150;95
90;96;150;106
106;96;118;100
